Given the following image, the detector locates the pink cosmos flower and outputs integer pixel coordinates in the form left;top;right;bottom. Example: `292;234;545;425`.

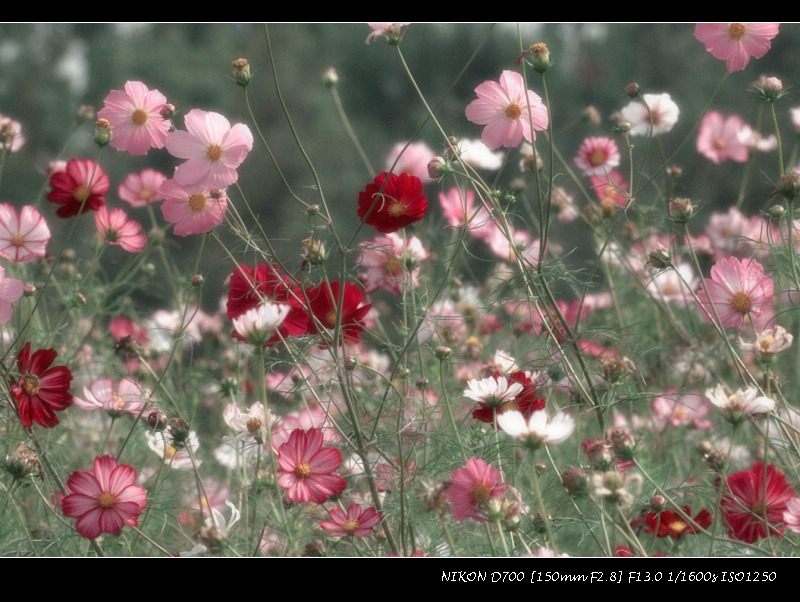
697;111;749;164
365;23;409;44
357;232;429;295
465;70;549;149
61;455;147;539
97;81;171;155
0;265;22;324
591;170;630;208
159;179;228;236
94;206;147;253
0;204;50;262
277;428;346;504
783;498;800;534
651;388;713;431
165;109;254;189
694;23;779;73
384;141;436;182
0;114;25;152
446;457;507;523
320;503;381;537
73;377;149;417
574;137;620;176
438;187;491;233
696;256;773;330
118;169;167;207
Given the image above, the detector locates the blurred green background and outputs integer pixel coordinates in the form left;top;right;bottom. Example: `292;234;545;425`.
0;23;796;307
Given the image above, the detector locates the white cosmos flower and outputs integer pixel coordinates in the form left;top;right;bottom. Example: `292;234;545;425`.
620;92;679;136
705;384;775;424
497;409;575;449
463;375;523;408
232;301;290;345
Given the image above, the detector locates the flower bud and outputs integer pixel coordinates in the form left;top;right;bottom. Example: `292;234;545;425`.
561;466;589;497
669;197;694;223
4;444;42;480
302;237;326;265
232;58;251;87
427;156;449;179
434;345;452;361
584;438;613;470
191;274;204;287
159;104;176;120
530;42;550;73
322;67;339;88
168;418;192;446
649;495;666;511
776;171;800;201
23;284;36;297
94;118;113;147
625;82;640;98
646;245;671;270
616;120;632;133
768;204;786;219
609;427;636;460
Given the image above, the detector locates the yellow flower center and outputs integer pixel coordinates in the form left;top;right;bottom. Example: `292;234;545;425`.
668;520;688;534
206;144;223;161
326;310;338;328
98;492;116;509
499;399;519;413
589;150;606;167
385;255;404;276
294;462;312;479
10;233;24;247
387;200;406;217
131;109;148;126
471;483;492;503
342;519;360;535
188;194;207;212
21;374;39;396
73;185;89;202
715;138;727;150
505;103;523;120
138;189;153;200
730;291;752;314
729;23;746;40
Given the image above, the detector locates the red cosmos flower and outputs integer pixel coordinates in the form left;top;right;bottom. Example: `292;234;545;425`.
305;281;371;345
644;505;712;540
226;263;309;344
722;462;795;543
321;503;381;537
46;158;109;218
471;370;545;427
10;342;73;428
61;455;147;539
277;428;346;504
357;171;427;233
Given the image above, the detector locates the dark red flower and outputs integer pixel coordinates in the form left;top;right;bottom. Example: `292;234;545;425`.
357;171;427;233
472;370;544;426
722;462;795;543
10;342;73;428
226;263;308;344
305;281;371;344
46;158;109;218
644;505;712;540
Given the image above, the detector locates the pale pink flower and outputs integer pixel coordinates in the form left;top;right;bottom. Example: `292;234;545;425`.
365;23;409;44
231;302;290;345
738;124;777;152
438;187;491;233
73;377;149;417
694;23;779;73
159;179;228;236
705;384;775;423
98;81;171;155
696;256;773;330
704;207;768;260
0;114;25;152
651;388;713;431
385;141;436;182
783;498;800;534
0;265;22;324
497;409;575;449
0;204;50;263
320;503;381;537
738;326;793;362
456;138;504;170
165;109;253;188
465;70;549;149
61;455;147;539
145;430;200;470
272;407;341;448
223;401;270;444
697;111;749;164
620;92;680;136
94;206;147;252
447;457;507;522
357;232;429;295
574;137;620;176
118;169;167;207
646;262;696;308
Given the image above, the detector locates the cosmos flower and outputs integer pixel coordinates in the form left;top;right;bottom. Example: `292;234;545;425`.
277;427;346;504
10;342;73;429
97;81;171;155
447;457;507;523
94;206;147;252
722;462;794;543
696;256;773;330
0;204;50;263
357;171;427;234
620;92;680;136
321;503;381;537
694;23;779;73
574;137;620;176
46;158;109;218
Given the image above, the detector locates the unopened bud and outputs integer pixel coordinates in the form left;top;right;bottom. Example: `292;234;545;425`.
307;204;320;216
191;274;204;287
609;427;636;460
232;58;251;87
94;118;113;147
649;495;666;511
427;156;449;179
561;466;589;497
4;444;42;480
23;284;36;297
168;418;191;445
147;409;168;430
768;204;786;219
626;82;640;98
776;171;800;201
322;67;338;88
159;104;175;120
646;246;671;270
416;378;429;390
617;120;632;133
669;197;694;223
434;345;452;361
530;42;550;73
302;237;326;265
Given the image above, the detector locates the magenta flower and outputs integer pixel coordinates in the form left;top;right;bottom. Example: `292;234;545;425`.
61;455;147;539
696;256;773;330
694;23;779;73
0;265;22;324
446;457;507;523
722;462;794;543
697;111;749;164
165;109;253;189
320;503;381;537
0;204;50;263
365;23;409;44
465;70;548;149
159;179;228;236
574;137;620;176
277;428;346;504
98;81;171;155
118;169;167;208
46;158;109;218
94;206;147;253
